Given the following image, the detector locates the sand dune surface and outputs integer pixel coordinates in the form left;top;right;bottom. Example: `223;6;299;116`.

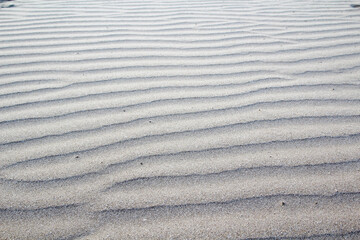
1;0;360;239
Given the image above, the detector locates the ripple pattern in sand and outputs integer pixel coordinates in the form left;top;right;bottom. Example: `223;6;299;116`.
1;0;360;239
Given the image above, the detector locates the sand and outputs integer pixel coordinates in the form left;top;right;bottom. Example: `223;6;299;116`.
0;0;360;239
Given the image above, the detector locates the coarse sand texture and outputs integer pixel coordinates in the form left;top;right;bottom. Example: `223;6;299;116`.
1;0;360;239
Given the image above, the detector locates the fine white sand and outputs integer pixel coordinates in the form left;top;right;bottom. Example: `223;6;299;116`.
1;0;360;239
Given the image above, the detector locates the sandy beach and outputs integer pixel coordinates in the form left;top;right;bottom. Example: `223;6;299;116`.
1;0;360;239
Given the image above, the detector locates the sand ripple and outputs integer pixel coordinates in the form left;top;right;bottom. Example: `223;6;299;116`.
1;0;360;239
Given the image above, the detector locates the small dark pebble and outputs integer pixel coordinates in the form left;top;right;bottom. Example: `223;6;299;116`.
123;110;126;112
140;162;143;165
315;202;318;205
281;202;286;206
332;88;335;91
75;156;79;159
149;120;152;123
